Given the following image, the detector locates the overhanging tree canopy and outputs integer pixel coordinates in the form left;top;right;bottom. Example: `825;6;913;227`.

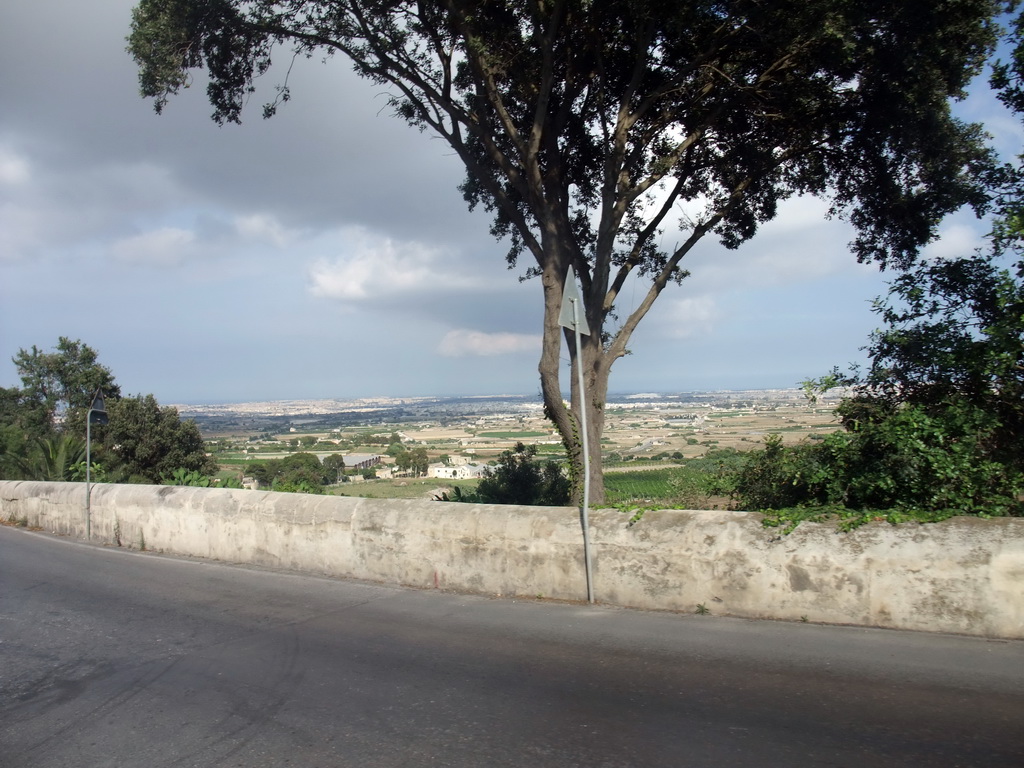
129;0;1004;502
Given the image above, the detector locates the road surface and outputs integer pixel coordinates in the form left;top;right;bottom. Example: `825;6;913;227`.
1;525;1021;767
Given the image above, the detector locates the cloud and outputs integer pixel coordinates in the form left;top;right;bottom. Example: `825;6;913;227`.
308;229;481;303
111;227;196;266
0;202;42;261
678;196;864;294
235;213;294;247
921;220;988;261
0;0;1003;402
659;296;720;339
0;146;30;185
0;134;203;262
437;329;541;357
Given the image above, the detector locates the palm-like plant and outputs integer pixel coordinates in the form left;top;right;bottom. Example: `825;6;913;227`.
16;435;87;481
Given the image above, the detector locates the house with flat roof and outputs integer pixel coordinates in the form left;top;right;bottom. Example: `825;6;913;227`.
427;463;487;480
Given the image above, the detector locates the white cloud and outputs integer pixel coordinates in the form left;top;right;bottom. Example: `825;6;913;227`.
235;213;293;247
760;195;838;233
308;229;480;303
437;329;541;357
111;227;196;266
0;202;42;261
659;296;719;339
681;197;864;293
0;147;41;259
921;221;987;261
0;147;30;185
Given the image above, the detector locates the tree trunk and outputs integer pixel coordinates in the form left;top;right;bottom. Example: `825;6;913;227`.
538;262;609;506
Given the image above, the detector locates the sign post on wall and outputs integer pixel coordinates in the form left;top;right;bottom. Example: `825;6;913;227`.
559;266;594;604
85;388;108;540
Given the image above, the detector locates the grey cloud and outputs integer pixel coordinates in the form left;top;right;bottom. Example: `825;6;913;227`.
1;0;481;253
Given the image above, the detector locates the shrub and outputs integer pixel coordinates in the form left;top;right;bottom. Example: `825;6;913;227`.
451;443;570;506
732;400;1023;520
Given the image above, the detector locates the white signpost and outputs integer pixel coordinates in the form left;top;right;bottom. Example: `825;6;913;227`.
559;266;594;604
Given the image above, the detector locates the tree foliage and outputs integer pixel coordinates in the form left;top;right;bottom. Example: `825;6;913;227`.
163;467;213;487
322;453;347;483
734;399;1022;520
732;9;1024;524
393;446;429;476
859;255;1023;468
246;452;332;492
101;394;216;484
129;0;1004;503
0;339;215;486
732;248;1024;522
475;442;570;506
10;337;120;439
0;390;30;480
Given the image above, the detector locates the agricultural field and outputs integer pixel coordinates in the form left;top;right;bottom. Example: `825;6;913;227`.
189;389;843;504
600;396;841;463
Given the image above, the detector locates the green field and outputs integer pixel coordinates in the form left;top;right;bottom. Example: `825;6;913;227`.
476;431;550;438
602;451;743;509
603;468;682;505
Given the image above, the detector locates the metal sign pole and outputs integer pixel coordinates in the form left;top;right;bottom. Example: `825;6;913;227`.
85;388;107;541
86;416;92;541
559;267;594;604
572;296;595;604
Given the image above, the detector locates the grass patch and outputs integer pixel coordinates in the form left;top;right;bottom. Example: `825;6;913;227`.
215;456;253;467
476;431;550;439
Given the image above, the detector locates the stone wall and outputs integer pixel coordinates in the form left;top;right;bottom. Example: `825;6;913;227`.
2;480;1021;639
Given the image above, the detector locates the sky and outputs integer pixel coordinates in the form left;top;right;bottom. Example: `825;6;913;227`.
1;1;1019;405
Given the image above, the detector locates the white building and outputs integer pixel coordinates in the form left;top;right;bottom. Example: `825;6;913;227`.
427;463;488;480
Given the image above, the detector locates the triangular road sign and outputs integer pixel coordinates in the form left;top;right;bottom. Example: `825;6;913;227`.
559;266;590;335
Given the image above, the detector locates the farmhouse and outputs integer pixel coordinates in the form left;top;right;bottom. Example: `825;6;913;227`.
427;463;487;480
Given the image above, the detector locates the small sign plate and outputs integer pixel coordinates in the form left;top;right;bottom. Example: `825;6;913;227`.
559;266;590;335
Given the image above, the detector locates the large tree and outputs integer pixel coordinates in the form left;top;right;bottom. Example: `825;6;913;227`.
129;0;1002;502
2;339;215;486
854;254;1024;471
12;337;121;439
732;10;1024;520
101;394;216;484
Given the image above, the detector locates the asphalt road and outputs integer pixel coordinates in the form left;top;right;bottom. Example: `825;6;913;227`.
1;525;1021;768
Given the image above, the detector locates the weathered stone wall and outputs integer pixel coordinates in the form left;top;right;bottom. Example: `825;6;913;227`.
2;480;1021;638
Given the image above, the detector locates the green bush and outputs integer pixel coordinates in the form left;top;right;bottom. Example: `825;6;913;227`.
733;399;1024;523
441;443;570;506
